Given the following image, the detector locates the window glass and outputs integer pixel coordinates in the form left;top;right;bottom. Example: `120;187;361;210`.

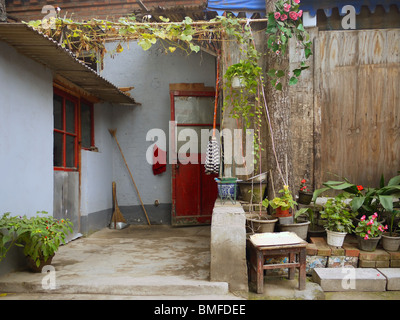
65;99;75;133
53;132;63;167
53;94;63;130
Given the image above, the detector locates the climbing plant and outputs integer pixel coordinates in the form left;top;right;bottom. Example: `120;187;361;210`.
25;0;312;173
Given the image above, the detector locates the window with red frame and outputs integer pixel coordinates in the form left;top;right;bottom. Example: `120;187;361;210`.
53;88;94;171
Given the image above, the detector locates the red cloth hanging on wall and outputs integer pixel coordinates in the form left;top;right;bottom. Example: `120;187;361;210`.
153;144;167;175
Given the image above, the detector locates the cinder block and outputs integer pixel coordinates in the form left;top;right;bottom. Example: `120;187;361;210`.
327;256;358;268
377;268;400;290
312;268;387;292
306;255;327;275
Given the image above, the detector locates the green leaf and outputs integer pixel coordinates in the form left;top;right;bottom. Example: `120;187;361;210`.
275;82;282;91
289;76;298;85
189;43;200;53
276;70;285;78
305;47;312;59
351;196;365;212
297;24;305;32
293;68;302;77
379;195;394;212
388;175;400;186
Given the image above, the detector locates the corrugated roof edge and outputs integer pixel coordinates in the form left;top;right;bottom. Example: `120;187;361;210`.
0;23;139;105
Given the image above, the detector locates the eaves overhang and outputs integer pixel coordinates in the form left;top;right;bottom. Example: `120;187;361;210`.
0;23;139;105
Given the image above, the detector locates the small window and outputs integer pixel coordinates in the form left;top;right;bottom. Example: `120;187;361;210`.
53;88;95;171
53;90;78;170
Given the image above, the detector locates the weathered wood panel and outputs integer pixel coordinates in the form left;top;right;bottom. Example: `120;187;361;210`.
315;29;400;188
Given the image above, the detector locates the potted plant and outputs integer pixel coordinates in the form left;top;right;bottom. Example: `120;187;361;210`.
0;211;73;272
263;185;297;223
355;212;387;252
312;173;400;220
320;195;356;247
298;179;313;205
381;209;400;252
278;207;311;240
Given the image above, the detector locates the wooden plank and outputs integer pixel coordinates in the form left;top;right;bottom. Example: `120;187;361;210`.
316;29;400;188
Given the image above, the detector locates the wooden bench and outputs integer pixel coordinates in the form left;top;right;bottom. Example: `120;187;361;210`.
247;233;307;293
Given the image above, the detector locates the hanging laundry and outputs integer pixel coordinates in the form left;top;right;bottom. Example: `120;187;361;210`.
153;144;167;175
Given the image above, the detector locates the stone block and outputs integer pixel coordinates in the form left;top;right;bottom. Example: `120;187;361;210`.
389;251;400;260
312;268;387;292
306;255;327;275
377;268;400;290
327;256;358;268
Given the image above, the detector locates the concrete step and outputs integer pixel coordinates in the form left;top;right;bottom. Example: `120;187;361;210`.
377;268;400;291
0;273;230;297
312;268;387;292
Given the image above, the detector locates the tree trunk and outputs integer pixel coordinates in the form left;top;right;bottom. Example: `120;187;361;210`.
0;0;6;22
264;0;294;199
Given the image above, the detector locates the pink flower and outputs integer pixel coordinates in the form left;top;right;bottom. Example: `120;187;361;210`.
378;226;384;232
367;219;373;226
294;0;300;4
298;9;303;17
384;225;388;230
367;230;371;234
289;11;298;20
364;235;369;240
360;215;366;221
283;4;291;12
280;14;288;21
274;12;281;19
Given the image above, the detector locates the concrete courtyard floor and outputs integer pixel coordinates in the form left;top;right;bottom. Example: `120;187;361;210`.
0;225;399;301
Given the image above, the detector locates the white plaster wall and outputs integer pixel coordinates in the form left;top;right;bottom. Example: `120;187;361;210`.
101;41;216;206
0;42;53;217
80;103;114;216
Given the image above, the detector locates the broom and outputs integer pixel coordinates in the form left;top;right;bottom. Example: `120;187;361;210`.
110;181;128;230
205;53;221;175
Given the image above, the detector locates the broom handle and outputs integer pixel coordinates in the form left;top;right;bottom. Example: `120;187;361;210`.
110;131;151;225
212;53;220;138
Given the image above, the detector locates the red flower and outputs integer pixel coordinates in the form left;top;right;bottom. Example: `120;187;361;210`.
274;12;281;19
357;185;363;191
283;3;291;12
289;11;298;20
280;14;288;21
301;179;306;184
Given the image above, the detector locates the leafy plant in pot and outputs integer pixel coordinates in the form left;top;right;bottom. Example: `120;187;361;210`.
381;209;400;252
355;213;387;252
320;195;356;247
298;179;313;205
278;208;311;240
262;185;297;223
0;211;73;272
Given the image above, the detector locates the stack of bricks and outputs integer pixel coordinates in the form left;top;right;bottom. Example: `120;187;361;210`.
305;235;400;275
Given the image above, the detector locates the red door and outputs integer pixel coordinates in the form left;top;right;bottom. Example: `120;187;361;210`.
170;90;219;226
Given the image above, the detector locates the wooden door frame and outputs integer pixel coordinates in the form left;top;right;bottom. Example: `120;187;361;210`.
170;89;218;226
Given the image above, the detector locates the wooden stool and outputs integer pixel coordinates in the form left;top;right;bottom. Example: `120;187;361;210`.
247;233;307;293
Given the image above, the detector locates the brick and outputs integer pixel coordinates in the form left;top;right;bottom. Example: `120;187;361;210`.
359;260;376;268
376;260;390;268
359;249;390;261
390;260;400;268
342;243;360;257
306;243;318;255
388;251;400;260
310;237;326;245
331;247;345;256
